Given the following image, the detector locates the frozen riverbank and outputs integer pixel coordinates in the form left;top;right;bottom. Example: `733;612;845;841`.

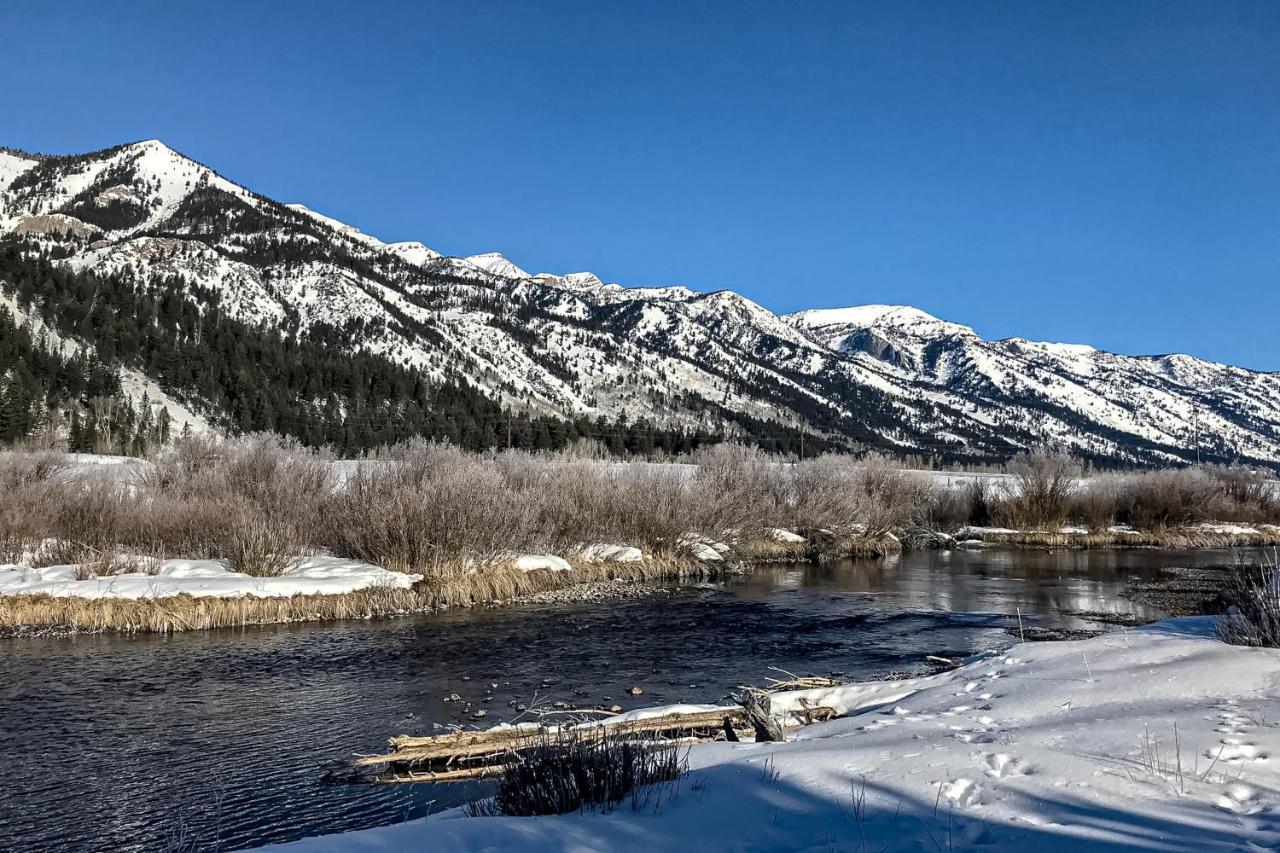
261;617;1280;852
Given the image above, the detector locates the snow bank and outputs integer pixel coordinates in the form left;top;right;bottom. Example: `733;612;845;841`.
766;527;807;544
0;556;420;600
679;535;731;562
1198;522;1270;535
258;618;1280;852
513;555;573;573
576;544;644;564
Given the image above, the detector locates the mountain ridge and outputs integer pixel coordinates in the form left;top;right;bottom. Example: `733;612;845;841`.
1;139;1277;466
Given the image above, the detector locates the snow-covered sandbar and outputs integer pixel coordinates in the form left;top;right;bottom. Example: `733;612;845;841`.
258;618;1280;852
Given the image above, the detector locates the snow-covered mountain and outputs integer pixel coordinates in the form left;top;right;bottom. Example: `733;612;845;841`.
2;139;1277;466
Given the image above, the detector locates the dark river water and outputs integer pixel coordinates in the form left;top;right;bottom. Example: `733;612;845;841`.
0;548;1248;852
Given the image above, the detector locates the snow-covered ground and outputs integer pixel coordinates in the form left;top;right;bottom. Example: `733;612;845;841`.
258;618;1280;852
0;556;419;599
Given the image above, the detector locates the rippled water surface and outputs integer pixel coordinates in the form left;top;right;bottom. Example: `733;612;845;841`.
0;548;1247;852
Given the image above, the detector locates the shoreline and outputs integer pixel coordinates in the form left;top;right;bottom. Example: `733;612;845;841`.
954;523;1280;550
0;556;719;637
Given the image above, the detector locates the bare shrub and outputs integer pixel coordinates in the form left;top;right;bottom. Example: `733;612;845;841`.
785;454;929;534
1071;479;1118;532
222;504;294;576
159;433;225;479
0;450;68;490
556;437;609;461
964;479;995;527
467;731;687;817
1112;468;1216;529
560;463;698;551
1205;467;1280;524
692;443;788;536
850;455;932;534
919;483;976;532
135;435;331;570
788;455;866;531
324;442;538;572
1217;556;1280;648
995;450;1080;529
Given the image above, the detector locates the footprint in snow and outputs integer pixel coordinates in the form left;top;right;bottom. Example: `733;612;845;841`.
1216;782;1263;816
859;718;899;732
980;752;1029;778
1209;739;1268;763
954;730;999;745
940;777;983;808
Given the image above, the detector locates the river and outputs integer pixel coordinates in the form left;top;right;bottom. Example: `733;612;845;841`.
0;547;1248;852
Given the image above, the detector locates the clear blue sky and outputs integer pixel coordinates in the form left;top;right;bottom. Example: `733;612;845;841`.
4;1;1279;368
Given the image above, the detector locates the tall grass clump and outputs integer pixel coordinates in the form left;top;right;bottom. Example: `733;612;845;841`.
466;732;687;817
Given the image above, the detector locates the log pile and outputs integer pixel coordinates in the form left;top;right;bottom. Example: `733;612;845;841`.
351;667;852;784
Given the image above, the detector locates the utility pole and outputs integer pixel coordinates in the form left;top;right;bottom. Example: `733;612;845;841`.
507;412;513;450
1191;407;1201;464
799;425;805;461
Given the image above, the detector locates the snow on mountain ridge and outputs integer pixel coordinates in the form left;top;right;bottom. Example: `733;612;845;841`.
386;241;441;265
788;304;978;339
5;138;1280;467
464;252;529;279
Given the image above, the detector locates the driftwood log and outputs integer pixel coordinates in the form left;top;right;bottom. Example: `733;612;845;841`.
736;689;785;742
355;708;761;783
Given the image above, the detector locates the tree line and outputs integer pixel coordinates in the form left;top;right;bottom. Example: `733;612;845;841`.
0;243;834;457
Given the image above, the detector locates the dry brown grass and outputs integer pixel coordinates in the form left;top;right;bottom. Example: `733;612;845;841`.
958;527;1280;549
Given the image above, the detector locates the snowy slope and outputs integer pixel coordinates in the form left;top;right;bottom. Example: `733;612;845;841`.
790;305;1280;465
2;139;1278;466
257;617;1280;853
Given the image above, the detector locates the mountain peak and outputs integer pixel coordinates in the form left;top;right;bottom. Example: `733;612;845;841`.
788;305;977;338
125;138;176;154
464;252;529;279
386;240;441;265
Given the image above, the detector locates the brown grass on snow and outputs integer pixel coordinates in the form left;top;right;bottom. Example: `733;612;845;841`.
0;558;714;634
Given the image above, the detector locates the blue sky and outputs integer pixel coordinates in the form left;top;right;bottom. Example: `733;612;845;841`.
5;1;1279;368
